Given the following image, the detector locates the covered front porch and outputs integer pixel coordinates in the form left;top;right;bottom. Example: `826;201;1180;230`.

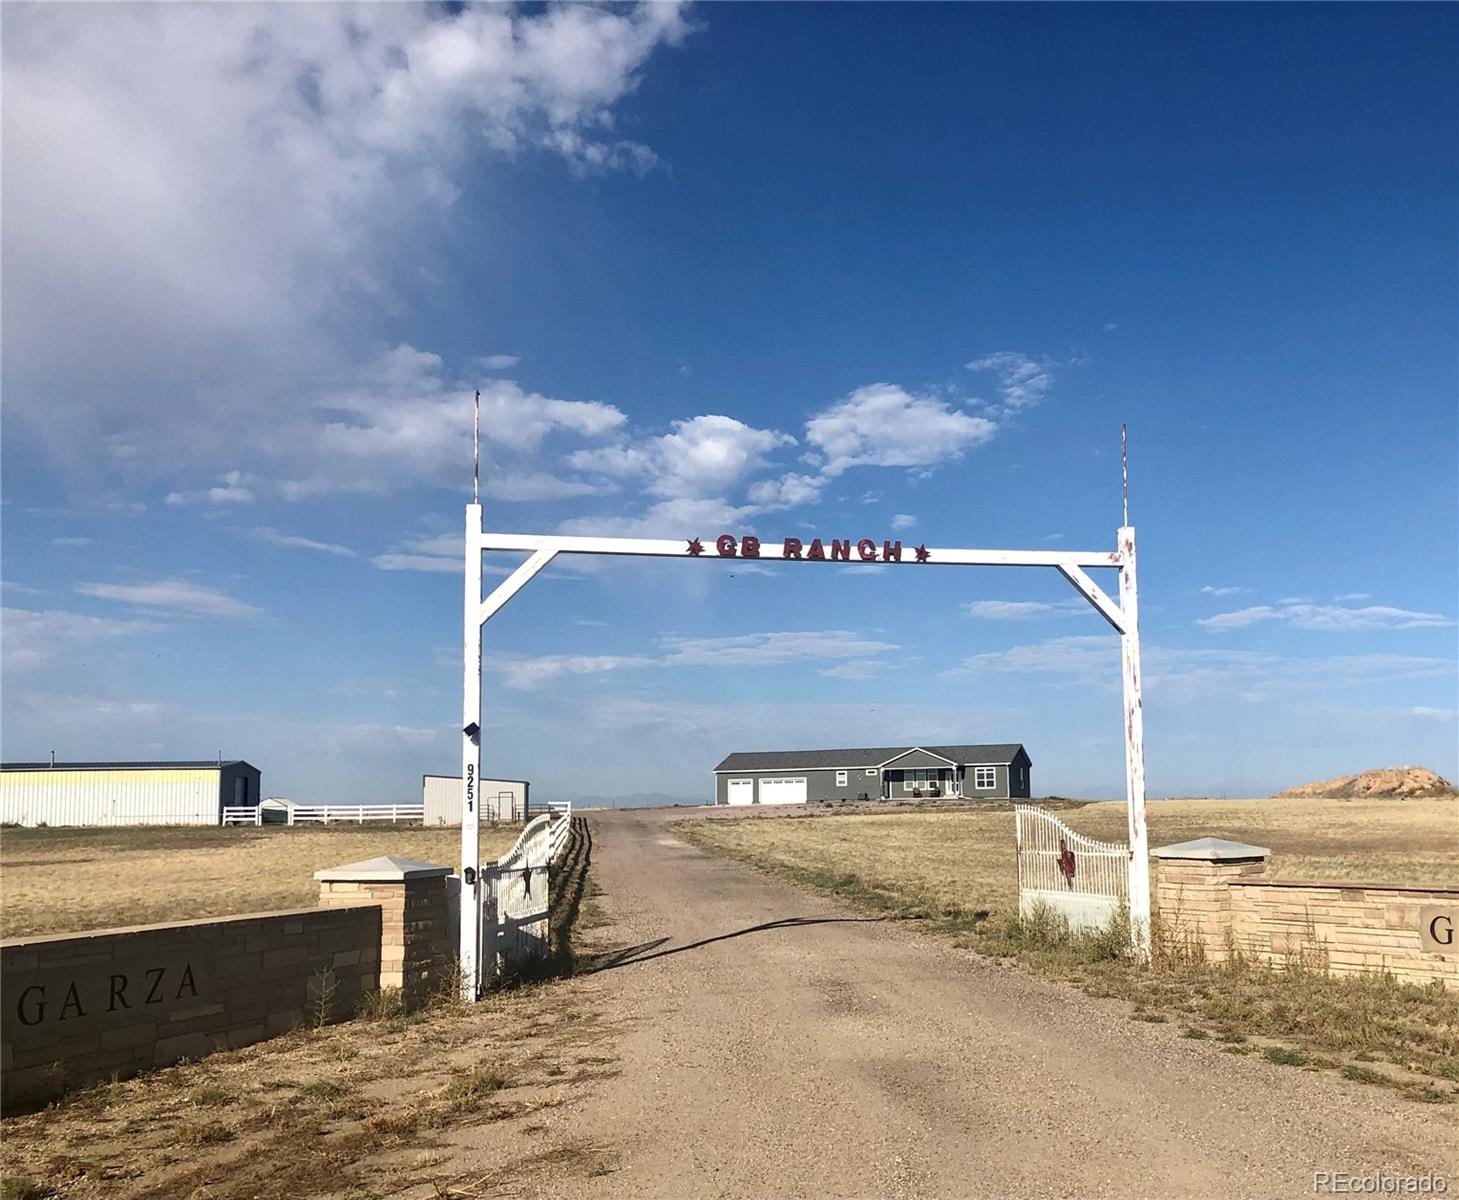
879;758;963;799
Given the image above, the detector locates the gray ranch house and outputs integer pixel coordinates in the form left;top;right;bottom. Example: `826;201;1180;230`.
712;744;1032;806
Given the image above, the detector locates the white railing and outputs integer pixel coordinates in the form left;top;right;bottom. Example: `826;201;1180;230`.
291;804;425;825
482;800;573;974
221;804;425;827
221;806;259;825
1014;804;1129;932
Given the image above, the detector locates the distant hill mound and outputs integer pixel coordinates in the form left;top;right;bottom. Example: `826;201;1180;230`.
1277;767;1456;800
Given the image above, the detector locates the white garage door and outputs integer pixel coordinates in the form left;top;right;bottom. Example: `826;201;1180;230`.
757;777;807;805
727;778;754;806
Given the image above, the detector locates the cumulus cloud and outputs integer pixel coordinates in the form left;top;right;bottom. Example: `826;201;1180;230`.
804;384;996;478
571;415;795;502
965;351;1064;413
890;514;917;531
478;354;521;370
1197;602;1454;633
5;2;686;485
166;471;259;507
74;580;263;619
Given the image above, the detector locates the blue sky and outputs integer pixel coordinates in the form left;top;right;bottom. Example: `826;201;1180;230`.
4;2;1455;804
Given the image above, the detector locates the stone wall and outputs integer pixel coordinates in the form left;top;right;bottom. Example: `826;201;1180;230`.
317;872;453;1007
1228;880;1459;986
1153;837;1457;987
2;904;381;1109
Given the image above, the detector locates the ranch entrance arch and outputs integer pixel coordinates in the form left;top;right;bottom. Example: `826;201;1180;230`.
458;447;1149;996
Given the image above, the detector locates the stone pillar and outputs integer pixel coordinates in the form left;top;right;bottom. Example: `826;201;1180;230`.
316;856;455;1008
1152;838;1270;962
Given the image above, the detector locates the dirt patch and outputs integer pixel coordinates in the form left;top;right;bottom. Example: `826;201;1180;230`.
1276;766;1456;800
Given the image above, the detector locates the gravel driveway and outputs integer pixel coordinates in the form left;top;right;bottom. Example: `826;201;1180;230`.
542;806;1455;1200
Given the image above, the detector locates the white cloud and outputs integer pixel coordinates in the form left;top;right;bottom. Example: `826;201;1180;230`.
965;352;1063;413
1103;323;1118;333
252;528;357;558
1200;585;1248;597
272;346;628;499
804;384;995;478
208;471;255;504
6;3;686;485
963;599;1086;621
2;607;167;671
48;537;92;547
479;354;520;370
1335;592;1372;602
1198;603;1454;633
371;532;461;575
660;630;899;668
165;470;258;507
75;579;262;619
314;722;441;749
818;660;893;681
559;496;757;539
946;634;1454;701
500;629;900;689
502;653;658;690
372;554;461;575
571;415;795;502
891;513;917;531
746;473;826;509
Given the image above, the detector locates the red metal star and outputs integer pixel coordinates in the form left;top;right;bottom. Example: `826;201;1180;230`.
686;538;704;556
914;544;931;562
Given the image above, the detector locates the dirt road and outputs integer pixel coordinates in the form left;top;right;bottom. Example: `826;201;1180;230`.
485;808;1456;1199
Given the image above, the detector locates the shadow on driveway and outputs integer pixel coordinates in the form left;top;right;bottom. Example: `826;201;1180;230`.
576;915;888;975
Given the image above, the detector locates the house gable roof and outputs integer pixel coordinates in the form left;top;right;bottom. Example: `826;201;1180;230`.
714;744;1027;772
876;747;959;768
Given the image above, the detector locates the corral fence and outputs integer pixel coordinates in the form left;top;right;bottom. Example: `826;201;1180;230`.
479;800;574;976
221;804;425;826
1014;803;1129;932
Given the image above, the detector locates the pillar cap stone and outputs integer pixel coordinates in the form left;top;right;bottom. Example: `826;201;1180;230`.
1152;837;1270;862
315;856;454;882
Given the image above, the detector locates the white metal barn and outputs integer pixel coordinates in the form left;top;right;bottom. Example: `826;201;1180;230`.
422;774;530;824
0;760;261;827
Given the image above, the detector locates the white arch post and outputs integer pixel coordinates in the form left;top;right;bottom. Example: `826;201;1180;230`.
459;522;1151;996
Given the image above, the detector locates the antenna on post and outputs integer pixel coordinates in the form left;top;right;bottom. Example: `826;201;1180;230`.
1121;423;1129;526
473;390;481;505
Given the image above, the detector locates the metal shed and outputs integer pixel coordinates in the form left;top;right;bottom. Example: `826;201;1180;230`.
422;774;530;824
0;760;261;827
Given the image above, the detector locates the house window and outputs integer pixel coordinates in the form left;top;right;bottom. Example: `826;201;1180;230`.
902;772;914;793
865;768;877;776
836;770;847;787
974;766;996;790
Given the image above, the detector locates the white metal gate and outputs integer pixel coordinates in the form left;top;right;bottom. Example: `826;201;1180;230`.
480;801;573;980
1014;804;1129;932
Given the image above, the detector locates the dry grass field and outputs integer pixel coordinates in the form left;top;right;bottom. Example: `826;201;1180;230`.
0;824;521;940
676;796;1459;1095
679;796;1459;927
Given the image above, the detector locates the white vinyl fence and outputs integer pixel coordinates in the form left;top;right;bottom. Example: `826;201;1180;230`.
1014;804;1129;932
480;801;573;976
221;804;424;826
